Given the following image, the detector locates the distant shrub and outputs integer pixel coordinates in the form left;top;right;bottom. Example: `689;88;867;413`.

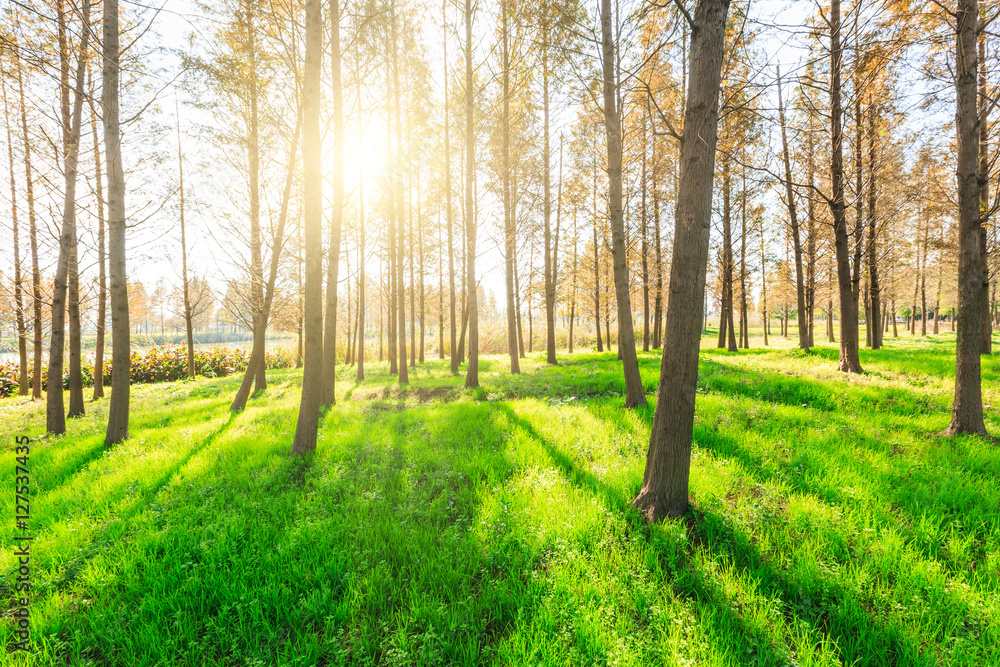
0;346;295;398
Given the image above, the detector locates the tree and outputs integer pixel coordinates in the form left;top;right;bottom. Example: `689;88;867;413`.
105;0;131;445
393;1;409;386
633;0;731;521
777;67;809;352
88;67;107;400
444;0;458;373
232;112;301;412
14;32;44;401
828;0;863;373
322;0;347;405
291;0;324;455
463;0;479;389
600;0;646;408
47;0;91;434
2;56;28;395
941;0;987;436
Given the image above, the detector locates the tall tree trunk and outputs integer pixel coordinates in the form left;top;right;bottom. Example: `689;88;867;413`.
322;0;346;404
245;0;265;391
806;126;818;347
652;136;663;349
502;4;519;374
594;222;603;351
357;73;366;381
2;68;28;395
291;0;324;455
600;0;646;407
463;0;479;388
739;162;749;349
89;71;107;399
778;68;809;351
943;0;988;435
980;29;992;353
17;47;42;401
408;147;416;368
444;0;457;373
177;98;195;380
829;0;863;372
387;56;397;376
633;0;731;521
641;115;650;352
104;0;130;444
760;216;768;346
921;220;929;336
721;158;737;351
867;99;882;349
48;0;90;433
570;207;578;353
419;173;425;363
593;142;603;353
543;29;558;365
552;137;563;356
394;2;409;385
232;113;301;412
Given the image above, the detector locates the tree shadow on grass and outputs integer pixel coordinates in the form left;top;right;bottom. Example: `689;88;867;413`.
39;413;240;595
500;401;955;665
35;401;535;667
492;402;814;665
579;401;996;664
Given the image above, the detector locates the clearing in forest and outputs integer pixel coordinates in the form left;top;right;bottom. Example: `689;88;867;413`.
1;333;998;666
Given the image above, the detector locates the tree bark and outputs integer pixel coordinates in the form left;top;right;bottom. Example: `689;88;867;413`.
48;0;90;433
463;0;479;388
2;68;28;395
291;0;324;455
542;28;558;365
232;113;301;412
169;96;197;381
394;2;409;385
502;4;520;374
739;161;749;349
444;0;457;373
652;136;663;349
867;99;882;349
600;0;646;407
829;0;863;372
104;0;130;444
244;0;265;391
641;114;650;352
88;70;107;399
980;29;992;353
778;69;809;351
357;74;366;381
321;0;346;404
943;0;988;435
633;0;730;521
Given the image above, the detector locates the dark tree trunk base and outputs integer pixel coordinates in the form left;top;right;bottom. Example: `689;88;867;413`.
631;489;687;523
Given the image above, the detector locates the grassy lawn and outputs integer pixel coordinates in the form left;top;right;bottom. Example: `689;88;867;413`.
1;331;998;665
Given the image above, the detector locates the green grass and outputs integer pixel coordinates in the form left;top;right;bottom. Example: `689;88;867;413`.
1;331;998;665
